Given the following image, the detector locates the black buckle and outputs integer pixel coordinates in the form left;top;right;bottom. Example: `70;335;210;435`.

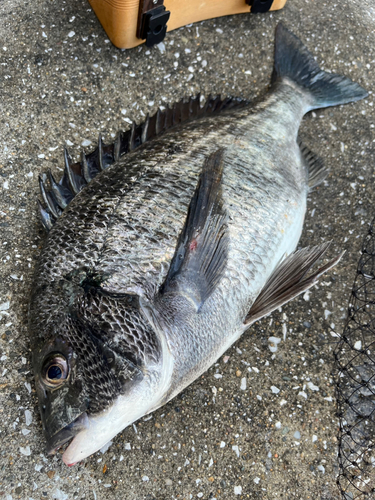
139;5;170;47
247;0;274;13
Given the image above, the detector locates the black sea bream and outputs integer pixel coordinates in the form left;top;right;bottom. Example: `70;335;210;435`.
29;24;367;465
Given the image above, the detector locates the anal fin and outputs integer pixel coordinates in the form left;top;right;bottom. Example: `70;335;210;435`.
299;139;329;189
244;242;344;326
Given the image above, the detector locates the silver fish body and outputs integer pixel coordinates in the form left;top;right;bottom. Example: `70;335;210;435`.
29;24;367;465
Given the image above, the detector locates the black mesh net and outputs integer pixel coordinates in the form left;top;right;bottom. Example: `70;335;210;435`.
335;218;375;499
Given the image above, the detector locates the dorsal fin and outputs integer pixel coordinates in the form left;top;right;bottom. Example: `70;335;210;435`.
38;95;249;231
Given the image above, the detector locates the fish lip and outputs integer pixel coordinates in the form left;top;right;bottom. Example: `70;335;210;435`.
46;412;89;455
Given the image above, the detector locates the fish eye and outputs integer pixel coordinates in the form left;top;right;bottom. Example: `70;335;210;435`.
42;354;69;387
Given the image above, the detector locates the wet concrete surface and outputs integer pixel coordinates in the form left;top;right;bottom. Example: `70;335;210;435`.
0;0;374;499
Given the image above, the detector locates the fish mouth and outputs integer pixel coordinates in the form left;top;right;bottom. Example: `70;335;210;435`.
46;412;89;455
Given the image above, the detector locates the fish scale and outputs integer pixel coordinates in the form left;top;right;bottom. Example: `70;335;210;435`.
29;24;368;464
76;290;160;366
38;98;302;297
154;149;307;399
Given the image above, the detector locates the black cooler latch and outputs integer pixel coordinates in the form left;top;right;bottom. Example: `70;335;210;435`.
137;0;170;47
247;0;274;13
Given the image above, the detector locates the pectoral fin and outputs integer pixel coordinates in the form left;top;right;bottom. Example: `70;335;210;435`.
244;242;344;326
159;149;229;310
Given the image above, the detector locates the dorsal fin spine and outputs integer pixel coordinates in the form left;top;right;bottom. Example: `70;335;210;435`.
164;104;172;130
81;151;92;183
64;147;80;195
98;133;104;171
155;109;163;135
129;122;136;151
39;174;61;218
113;133;121;163
38;199;54;231
141;114;149;144
48;170;68;210
118;131;128;157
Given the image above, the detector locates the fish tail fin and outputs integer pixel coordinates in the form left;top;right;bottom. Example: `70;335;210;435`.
272;23;368;110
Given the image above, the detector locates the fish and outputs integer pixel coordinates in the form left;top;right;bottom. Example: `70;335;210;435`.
29;23;368;466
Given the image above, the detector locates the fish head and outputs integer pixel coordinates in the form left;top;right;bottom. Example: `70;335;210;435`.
30;279;170;464
32;333;90;456
30;277;93;457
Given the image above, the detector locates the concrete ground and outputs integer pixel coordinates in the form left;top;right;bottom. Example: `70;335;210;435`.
0;0;374;499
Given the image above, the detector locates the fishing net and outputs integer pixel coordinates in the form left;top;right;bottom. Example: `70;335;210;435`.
335;217;375;499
